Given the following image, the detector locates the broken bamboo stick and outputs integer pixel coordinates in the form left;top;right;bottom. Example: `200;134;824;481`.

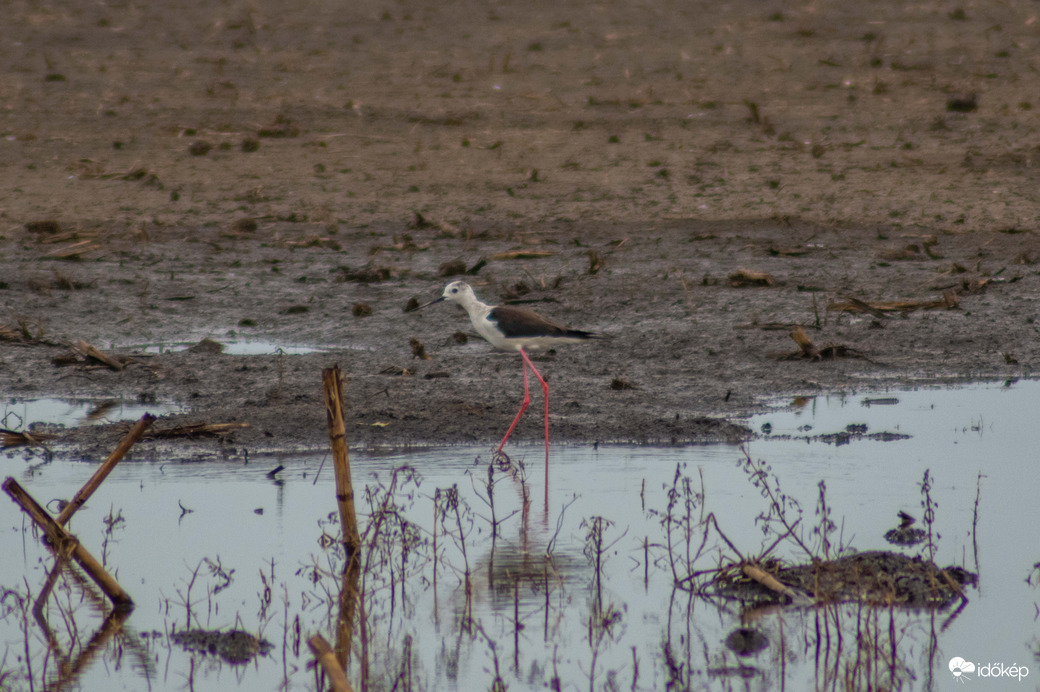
2;478;133;607
56;413;155;526
322;366;361;559
308;634;355;692
323;366;363;669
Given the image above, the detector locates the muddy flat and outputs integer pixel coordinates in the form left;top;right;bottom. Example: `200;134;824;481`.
1;0;1037;461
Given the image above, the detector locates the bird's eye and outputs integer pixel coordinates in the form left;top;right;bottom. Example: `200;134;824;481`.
451;288;458;293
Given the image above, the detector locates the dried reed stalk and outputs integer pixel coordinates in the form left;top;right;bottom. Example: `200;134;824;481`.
308;635;355;692
56;414;155;526
2;478;133;607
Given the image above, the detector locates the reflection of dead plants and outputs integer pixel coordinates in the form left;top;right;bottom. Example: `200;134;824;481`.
645;449;978;692
814;480;836;559
652;449;973;602
472;453;530;541
470;620;508;692
302;463;427;689
582;515;625;611
3;377;994;691
711;449;971;609
919;468;938;563
434;484;474;608
7;527;163;690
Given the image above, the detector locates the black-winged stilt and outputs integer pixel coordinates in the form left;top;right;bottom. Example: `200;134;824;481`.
417;280;603;464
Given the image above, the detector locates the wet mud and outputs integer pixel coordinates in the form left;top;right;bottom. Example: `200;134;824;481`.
1;0;1038;462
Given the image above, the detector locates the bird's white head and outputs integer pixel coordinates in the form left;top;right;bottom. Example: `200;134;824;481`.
441;280;478;306
413;280;485;313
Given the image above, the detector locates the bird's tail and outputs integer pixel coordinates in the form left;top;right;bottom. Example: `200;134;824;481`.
566;329;609;340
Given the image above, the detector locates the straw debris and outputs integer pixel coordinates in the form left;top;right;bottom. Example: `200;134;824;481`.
774;326;870;361
828;291;959;315
146;422;250;439
410;210;461;237
72;340;128;370
488;250;554;261
728;268;776;287
0;428;57;448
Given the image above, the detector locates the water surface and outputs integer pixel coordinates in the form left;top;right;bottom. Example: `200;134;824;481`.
1;380;1037;690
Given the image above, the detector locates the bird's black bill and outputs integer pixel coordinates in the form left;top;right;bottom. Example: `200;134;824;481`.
411;295;445;311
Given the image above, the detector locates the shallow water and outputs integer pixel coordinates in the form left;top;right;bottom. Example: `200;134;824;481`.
1;380;1037;690
1;397;183;429
113;340;325;355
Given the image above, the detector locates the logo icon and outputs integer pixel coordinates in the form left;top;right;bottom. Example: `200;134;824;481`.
950;657;976;682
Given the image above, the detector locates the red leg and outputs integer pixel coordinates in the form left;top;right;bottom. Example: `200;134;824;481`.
497;354;531;451
520;349;551;468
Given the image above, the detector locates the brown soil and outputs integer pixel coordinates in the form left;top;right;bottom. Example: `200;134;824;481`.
1;0;1038;462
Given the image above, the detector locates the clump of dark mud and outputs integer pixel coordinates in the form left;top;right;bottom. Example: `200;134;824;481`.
714;551;977;608
170;628;273;664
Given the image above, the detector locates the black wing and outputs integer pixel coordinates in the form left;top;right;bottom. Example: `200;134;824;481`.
489;306;599;339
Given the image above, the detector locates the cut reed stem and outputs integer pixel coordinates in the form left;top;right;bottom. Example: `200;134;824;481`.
56;413;155;526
